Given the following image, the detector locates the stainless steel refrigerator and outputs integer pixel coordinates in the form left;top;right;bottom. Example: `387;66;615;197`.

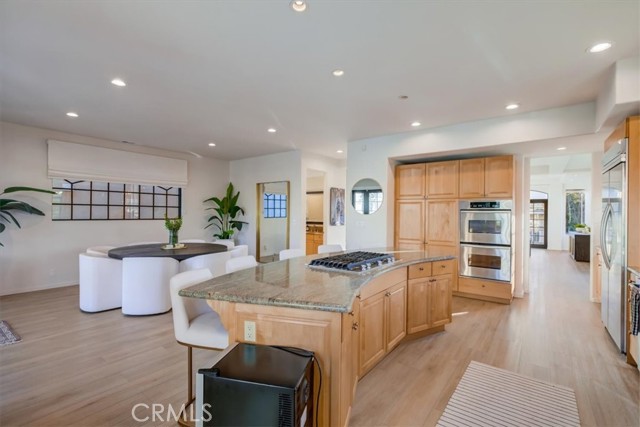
601;138;627;353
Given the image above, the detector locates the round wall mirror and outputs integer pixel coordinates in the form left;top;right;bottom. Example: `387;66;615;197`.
351;178;383;215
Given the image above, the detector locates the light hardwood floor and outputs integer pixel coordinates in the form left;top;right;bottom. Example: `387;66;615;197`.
0;249;638;426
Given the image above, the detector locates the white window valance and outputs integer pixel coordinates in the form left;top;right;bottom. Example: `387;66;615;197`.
47;140;188;187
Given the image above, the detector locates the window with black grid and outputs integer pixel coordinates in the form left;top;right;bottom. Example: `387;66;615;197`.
263;193;287;218
51;179;181;220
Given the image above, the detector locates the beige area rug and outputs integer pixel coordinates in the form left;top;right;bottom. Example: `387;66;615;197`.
438;361;580;427
0;320;22;346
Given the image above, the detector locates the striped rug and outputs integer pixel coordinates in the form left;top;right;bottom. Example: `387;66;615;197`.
438;361;580;427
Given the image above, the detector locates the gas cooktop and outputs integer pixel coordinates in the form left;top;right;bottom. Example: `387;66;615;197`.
308;251;395;272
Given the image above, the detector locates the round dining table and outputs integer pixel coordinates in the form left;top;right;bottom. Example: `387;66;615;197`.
108;243;228;261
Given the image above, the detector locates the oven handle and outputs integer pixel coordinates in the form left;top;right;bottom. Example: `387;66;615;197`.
460;243;511;250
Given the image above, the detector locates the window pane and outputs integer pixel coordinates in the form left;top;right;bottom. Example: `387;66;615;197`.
109;192;124;205
167;187;180;195
74;181;90;190
139;207;153;219
140;185;154;193
51;179;68;188
124;184;137;192
109;206;123;219
125;192;138;206
111;183;125;191
93;181;108;191
154;194;166;205
167;195;179;207
93;191;108;205
52;205;71;220
92;206;108;219
154;207;165;218
73;190;90;204
140;193;153;205
167;207;179;218
73;205;90;219
125;207;139;219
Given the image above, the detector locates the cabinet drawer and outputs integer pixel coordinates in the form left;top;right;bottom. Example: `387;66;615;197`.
432;260;454;275
458;276;512;300
408;262;432;279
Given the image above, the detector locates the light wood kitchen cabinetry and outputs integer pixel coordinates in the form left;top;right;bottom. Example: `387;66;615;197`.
459;156;514;198
426;161;459;199
306;231;323;255
340;297;360;424
395;199;425;249
407;260;453;334
425;200;458;246
396;163;425;199
459;158;485;198
458;276;512;303
359;279;407;377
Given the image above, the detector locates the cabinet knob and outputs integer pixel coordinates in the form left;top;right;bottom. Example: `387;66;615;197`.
440;265;445;268
429;278;436;282
352;322;359;331
348;311;354;316
419;267;424;271
385;291;391;297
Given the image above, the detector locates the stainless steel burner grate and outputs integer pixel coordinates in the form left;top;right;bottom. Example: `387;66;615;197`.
308;251;394;272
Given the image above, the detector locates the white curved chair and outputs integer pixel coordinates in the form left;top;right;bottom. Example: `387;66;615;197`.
86;245;115;257
179;239;206;243
79;253;123;312
279;248;305;260
225;255;258;273
317;244;344;254
178;251;231;277
122;257;179;315
229;245;249;258
170;269;229;424
125;241;162;246
213;239;235;249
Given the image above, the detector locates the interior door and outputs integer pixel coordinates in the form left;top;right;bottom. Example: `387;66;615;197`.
529;199;547;249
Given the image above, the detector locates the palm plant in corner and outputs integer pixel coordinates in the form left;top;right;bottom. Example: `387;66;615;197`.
0;186;56;246
204;183;247;241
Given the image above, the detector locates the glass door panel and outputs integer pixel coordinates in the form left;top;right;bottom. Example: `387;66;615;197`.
529;199;547;249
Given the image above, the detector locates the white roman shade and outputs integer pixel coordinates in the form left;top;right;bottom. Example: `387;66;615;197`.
47;140;188;187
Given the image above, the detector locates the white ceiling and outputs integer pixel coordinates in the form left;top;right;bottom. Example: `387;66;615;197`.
1;1;638;161
530;153;593;175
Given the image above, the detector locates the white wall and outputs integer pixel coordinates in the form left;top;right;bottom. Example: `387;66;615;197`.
302;154;347;249
230;151;303;256
306;193;323;222
0;121;229;296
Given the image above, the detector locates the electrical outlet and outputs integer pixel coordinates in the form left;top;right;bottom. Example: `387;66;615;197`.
244;320;256;342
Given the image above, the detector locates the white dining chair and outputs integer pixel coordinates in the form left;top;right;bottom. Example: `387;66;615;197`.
317;244;344;254
122;257;179;315
229;245;249;258
179;239;206;243
279;248;305;260
124;241;162;246
78;253;123;312
170;269;229;425
85;245;115;257
178;251;231;277
225;255;258;273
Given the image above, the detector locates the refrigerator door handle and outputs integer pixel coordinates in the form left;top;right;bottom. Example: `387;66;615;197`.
600;203;613;270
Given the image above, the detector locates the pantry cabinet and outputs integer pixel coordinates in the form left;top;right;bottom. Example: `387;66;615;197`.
395;199;424;249
425;200;458;246
458;158;485;198
459;155;513;198
396;163;425;199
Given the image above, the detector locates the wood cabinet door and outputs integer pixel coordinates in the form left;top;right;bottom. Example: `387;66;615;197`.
395;200;424;246
359;292;386;376
459;158;485;198
396;164;426;199
425;200;458;246
350;298;360;399
484;155;513;198
426;161;459;199
385;281;407;351
407;278;430;334
430;276;452;327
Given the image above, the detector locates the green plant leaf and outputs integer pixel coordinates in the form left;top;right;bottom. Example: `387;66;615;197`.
2;186;56;195
0;210;21;227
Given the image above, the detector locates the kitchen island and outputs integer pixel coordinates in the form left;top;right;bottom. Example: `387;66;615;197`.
181;250;455;427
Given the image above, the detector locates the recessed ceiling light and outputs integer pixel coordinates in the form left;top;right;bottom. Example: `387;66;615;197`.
557;147;567;151
208;143;216;147
332;69;344;77
66;112;78;118
505;103;519;110
336;150;344;154
111;78;126;87
411;121;421;127
267;128;277;133
290;0;307;12
588;42;612;53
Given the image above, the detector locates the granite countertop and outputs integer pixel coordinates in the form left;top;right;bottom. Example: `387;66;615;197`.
180;249;455;313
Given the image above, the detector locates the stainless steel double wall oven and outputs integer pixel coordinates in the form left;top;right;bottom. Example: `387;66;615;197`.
459;200;513;282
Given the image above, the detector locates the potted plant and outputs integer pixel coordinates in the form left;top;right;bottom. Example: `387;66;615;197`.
204;183;247;241
0;186;56;246
164;214;183;247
